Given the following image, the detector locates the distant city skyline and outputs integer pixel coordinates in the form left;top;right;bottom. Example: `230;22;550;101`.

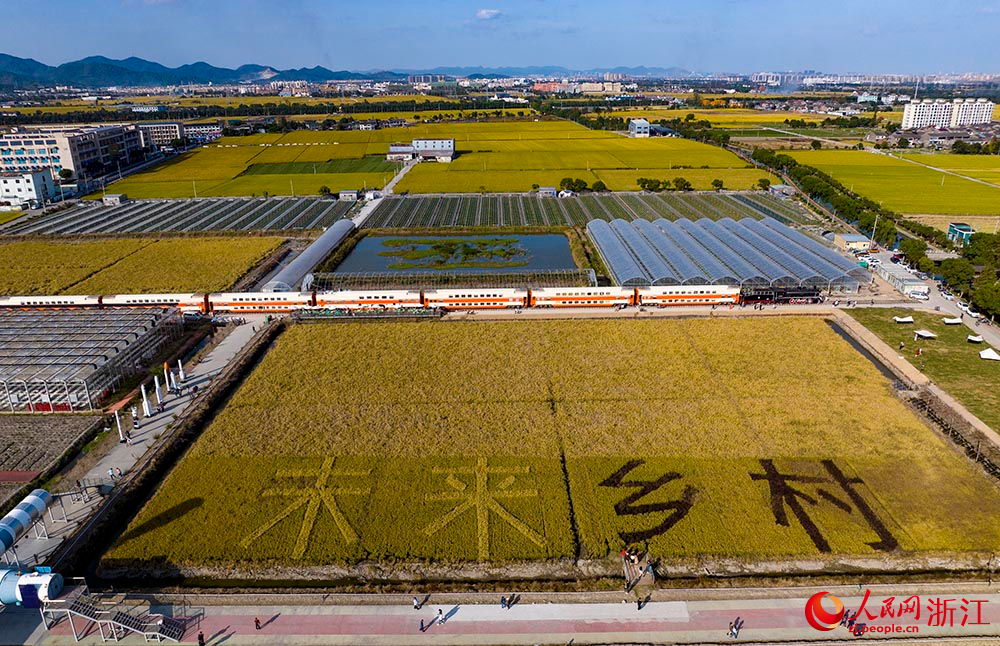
4;0;1000;75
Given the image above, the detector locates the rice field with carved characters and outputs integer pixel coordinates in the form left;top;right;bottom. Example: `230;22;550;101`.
103;318;1000;575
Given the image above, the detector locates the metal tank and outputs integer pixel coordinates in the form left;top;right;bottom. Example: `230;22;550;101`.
0;569;64;605
0;489;50;553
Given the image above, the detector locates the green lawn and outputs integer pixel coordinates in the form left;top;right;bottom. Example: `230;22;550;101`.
848;308;1000;431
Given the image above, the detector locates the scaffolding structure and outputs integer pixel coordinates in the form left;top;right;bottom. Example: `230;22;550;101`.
312;269;597;291
0;309;181;413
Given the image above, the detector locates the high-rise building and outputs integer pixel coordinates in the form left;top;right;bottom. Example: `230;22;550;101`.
901;98;994;129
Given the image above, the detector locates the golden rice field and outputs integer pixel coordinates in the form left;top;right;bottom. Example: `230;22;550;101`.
102;121;776;197
103;318;1000;573
0;237;282;295
902;153;1000;187
790;150;1000;215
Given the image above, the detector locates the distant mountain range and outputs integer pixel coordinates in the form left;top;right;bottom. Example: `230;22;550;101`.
0;54;695;89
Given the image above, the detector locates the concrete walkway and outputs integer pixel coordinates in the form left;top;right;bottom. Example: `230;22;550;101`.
21;587;1000;644
6;317;268;571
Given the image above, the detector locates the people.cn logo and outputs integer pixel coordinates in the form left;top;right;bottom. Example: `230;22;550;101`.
805;591;845;631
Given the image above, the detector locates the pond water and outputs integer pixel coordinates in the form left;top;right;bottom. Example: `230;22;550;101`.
334;235;576;273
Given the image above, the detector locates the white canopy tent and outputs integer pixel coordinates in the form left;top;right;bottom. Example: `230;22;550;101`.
980;348;1000;361
968;335;985;344
942;317;962;325
914;329;937;339
893;316;914;324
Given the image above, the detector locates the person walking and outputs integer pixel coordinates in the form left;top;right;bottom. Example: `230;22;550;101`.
728;621;735;638
437;608;445;625
413;596;421;610
108;468;115;480
254;617;261;630
419;619;425;632
197;631;205;646
115;467;123;478
500;596;508;609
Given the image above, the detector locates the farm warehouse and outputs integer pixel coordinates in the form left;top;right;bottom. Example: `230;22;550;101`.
105;318;1000;577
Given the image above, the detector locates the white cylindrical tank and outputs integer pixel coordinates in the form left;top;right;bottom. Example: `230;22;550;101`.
0;489;51;553
0;569;64;605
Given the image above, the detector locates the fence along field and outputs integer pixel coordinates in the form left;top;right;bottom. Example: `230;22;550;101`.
363;192;811;228
103;318;1000;576
0;237;283;295
1;197;351;236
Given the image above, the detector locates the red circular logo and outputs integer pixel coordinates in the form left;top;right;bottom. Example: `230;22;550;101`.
805;591;845;631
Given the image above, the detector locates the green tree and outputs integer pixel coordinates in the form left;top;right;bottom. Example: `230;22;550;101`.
592;180;608;192
899;237;928;265
531;183;539;190
939;258;975;291
810;139;823;150
711;179;724;191
917;256;936;274
757;178;771;191
571;178;589;192
685;112;696;121
972;266;1000;316
58;168;73;180
672;177;692;191
897;137;910;149
318;185;331;196
964;233;1000;266
559;177;575;191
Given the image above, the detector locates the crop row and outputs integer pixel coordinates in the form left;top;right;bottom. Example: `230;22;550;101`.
361;192;804;229
1;198;352;235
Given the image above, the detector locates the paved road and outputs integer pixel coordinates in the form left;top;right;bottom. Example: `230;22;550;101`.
14;585;1000;645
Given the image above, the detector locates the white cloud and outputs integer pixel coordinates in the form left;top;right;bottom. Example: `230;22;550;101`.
475;8;502;20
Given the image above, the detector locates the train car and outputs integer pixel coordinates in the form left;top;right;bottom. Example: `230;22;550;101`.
637;285;741;307
0;294;102;309
208;291;314;313
740;286;822;304
100;293;204;311
315;290;423;310
422;288;528;310
529;287;634;308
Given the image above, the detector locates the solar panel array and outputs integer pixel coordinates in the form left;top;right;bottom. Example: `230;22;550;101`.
587;216;866;290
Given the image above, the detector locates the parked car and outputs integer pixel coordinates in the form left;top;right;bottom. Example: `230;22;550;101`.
942;293;955;301
968;308;981;319
957;301;970;312
868;258;882;265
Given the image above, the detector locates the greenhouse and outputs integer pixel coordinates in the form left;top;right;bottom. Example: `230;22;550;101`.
587;217;864;291
0;308;181;413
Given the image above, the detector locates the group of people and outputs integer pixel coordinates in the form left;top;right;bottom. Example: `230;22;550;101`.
840;608;864;635
832;299;860;307
727;616;745;638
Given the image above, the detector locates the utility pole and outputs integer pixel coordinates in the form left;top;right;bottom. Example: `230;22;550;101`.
193;181;197;199
870;211;880;252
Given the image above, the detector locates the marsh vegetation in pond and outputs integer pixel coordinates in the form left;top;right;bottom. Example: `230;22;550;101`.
334;235;576;273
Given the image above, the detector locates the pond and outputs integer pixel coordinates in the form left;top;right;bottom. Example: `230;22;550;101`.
333;235;576;273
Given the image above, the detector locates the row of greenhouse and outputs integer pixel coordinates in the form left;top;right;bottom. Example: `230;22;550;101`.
587;217;867;292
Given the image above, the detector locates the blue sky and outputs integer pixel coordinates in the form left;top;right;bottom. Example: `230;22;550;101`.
5;0;999;73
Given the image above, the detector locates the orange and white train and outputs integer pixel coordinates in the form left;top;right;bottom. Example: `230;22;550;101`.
0;285;747;313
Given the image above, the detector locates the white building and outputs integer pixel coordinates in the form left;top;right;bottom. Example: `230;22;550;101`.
628;119;650;138
184;122;223;141
135;122;184;147
412;138;455;162
580;81;622;94
0;170;53;209
901;98;995;129
0;125;143;180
